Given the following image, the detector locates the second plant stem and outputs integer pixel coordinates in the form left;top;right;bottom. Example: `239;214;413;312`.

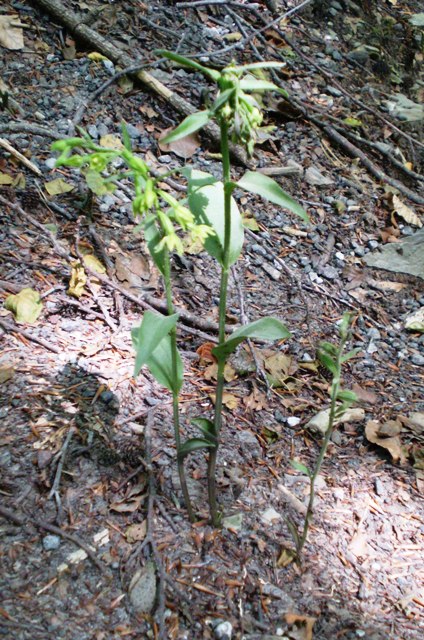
208;120;232;526
297;342;344;554
163;247;195;523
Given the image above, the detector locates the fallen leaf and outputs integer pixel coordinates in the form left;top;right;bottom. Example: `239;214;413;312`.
404;307;424;332
285;613;316;640
306;407;365;435
365;420;408;464
68;261;87;298
242;211;260;231
223;31;243;42
277;546;297;567
208;391;239;410
0;365;14;384
391;194;422;228
159;127;200;159
125;520;147;543
87;52;109;62
45;178;74;196
110;494;144;513
83;254;106;274
349;531;370;558
378;419;402;437
204;362;236;382
99;134;124;150
368;279;405;293
351;383;378;405
0;173;13;185
264;353;298;386
243;387;266;411
260;507;281;525
4;288;42;323
196;342;216;364
0;15;24;50
139;105;158;119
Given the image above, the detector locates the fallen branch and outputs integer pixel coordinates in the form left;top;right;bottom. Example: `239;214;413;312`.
0;137;42;176
0;319;60;354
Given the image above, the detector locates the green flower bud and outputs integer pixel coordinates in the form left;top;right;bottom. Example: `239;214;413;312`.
89;153;109;171
144;179;157;209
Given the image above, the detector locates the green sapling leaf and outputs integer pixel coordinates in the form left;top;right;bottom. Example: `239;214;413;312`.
188;173;244;266
213;317;290;360
336;390;357;404
290;459;310;476
155;49;221;81
237;171;309;222
146;335;183;393
239;78;288;97
178;437;217;460
340;348;361;363
132;311;179;377
191;418;217;444
121;121;132;152
161;110;212;145
317;351;337;376
144;216;166;275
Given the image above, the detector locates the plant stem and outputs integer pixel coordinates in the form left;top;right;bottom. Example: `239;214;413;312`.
163;249;195;522
297;345;345;555
208;120;232;526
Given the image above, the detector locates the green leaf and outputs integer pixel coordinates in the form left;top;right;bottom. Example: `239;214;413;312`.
340;348;360;363
211;88;236;112
239;78;288;96
336;390;357;404
191;417;217;444
290;459;310;476
318;341;338;357
213;317;290;360
237;171;309;222
182;167;218;189
188;169;244;266
230;61;286;72
121;121;132;151
144;216;166;275
160;111;211;145
178;437;216;460
317;352;337;376
146;335;183;393
131;311;179;377
344;117;363;128
4;288;42;324
155;49;221;81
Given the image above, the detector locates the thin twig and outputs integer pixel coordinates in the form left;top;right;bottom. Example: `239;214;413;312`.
48;426;76;521
0;319;60;354
0;137;42;176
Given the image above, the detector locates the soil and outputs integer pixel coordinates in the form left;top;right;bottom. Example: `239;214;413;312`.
0;1;423;639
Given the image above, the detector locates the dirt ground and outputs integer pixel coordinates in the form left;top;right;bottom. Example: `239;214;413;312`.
0;1;423;639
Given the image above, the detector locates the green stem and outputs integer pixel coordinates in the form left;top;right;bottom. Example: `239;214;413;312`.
163;248;195;523
208;120;232;526
297;344;346;555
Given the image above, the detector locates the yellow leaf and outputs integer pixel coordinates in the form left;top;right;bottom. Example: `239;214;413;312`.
0;173;13;185
391;194;422;228
0;15;24;50
223;32;242;42
45;178;74;196
99;134;124;150
4;288;42;324
125;521;147;543
87;52;108;62
68;261;87;298
209;392;240;410
0;365;14;384
277;546;297;567
83;254;106;274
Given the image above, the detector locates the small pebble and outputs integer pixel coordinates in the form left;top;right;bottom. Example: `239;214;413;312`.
213;620;232;640
43;535;61;551
287;416;301;427
411;353;424;366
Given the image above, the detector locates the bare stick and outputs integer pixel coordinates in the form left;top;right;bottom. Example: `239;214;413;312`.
0;137;42;176
48;426;76;520
0;319;60;354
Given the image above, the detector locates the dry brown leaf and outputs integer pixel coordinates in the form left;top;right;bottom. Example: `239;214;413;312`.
0;15;24;50
351;383;378;405
365;420;408;465
125;520;147;543
277;546;297;567
378;419;402;437
285;613;316;640
99;134;124;149
368;279;405;293
349;531;370;558
391;194;422;228
159;127;200;158
209;392;239;410
196;342;216;364
243;387;266;411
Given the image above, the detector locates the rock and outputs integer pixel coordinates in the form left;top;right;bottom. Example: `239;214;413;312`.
213;620;233;640
363;228;424;279
411;353;424;366
287;416;301;427
321;265;338;280
404;307;424;332
238;430;261;458
347;47;369;64
304;166;334;186
260;507;281;525
222;513;243;531
43;535;61;551
306;407;365;435
128;561;157;614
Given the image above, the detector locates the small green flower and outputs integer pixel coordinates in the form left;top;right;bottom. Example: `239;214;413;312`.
89;153;110;171
187;223;215;245
156;233;184;255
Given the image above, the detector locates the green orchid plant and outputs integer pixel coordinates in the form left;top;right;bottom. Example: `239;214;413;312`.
52;51;309;525
288;312;358;560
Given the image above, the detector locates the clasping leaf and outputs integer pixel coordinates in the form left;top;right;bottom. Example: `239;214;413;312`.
213;317;290;360
237;171;309;222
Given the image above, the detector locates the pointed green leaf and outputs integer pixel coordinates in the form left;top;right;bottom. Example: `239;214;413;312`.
178;437;216;460
182;167;218;189
161;111;211;145
121;121;132;151
317;353;337;376
237;171;308;222
191;418;217;443
211;88;236;112
155;49;221;81
144;216;166;275
341;348;361;363
290;460;310;476
239;78;288;96
213;317;290;360
336;390;357;404
187;169;244;266
230;61;286;72
319;341;338;357
146;335;183;393
131;311;179;377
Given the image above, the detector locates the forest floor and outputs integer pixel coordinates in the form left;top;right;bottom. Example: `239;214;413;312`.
0;1;423;639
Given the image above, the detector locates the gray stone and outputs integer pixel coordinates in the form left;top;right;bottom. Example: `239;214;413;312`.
213;621;232;640
43;535;61;551
363;229;424;279
411;353;424;366
321;265;338;280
